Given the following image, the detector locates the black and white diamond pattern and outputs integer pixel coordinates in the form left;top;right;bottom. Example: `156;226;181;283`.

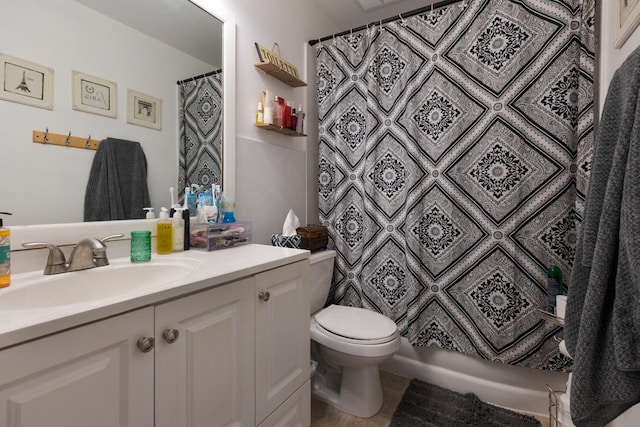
318;0;593;369
413;90;462;142
368;45;407;95
179;73;222;194
468;142;530;201
412;206;463;258
468;15;531;72
368;152;407;199
469;271;531;329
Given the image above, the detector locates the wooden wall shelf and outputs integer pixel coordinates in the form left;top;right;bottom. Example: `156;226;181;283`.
256;124;307;137
255;62;307;87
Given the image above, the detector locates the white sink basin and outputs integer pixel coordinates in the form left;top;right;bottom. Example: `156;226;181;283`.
0;260;198;310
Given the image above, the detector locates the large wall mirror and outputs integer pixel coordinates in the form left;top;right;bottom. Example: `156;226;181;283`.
0;0;235;226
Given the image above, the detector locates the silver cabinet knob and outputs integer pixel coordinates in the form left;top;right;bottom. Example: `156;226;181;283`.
259;291;271;302
162;328;180;344
136;337;155;353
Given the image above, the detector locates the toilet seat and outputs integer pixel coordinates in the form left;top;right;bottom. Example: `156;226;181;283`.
314;305;398;344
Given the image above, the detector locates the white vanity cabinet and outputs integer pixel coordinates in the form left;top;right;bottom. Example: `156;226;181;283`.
0;307;155;427
155;276;255;427
255;261;310;426
0;249;310;427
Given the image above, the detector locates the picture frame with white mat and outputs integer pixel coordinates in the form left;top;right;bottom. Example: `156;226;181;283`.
616;0;640;48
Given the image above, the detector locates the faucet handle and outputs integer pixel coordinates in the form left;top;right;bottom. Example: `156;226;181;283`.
21;242;68;275
100;234;124;244
92;234;124;267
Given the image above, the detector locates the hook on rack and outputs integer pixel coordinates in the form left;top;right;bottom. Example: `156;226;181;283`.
399;13;406;26
65;131;72;145
44;127;49;143
85;134;92;148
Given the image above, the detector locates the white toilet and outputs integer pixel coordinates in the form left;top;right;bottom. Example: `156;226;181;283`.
308;250;401;418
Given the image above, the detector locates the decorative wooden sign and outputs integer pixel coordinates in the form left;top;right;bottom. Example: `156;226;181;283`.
254;43;300;78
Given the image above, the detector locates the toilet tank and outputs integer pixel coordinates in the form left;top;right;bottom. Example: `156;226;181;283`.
309;250;336;315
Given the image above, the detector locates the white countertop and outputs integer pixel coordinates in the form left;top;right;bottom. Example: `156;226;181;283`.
0;244;309;349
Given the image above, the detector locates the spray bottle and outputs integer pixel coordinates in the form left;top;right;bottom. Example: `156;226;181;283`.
0;212;12;288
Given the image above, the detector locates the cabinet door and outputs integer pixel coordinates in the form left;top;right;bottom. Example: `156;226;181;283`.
155;277;255;427
255;260;310;424
0;307;154;427
258;380;310;427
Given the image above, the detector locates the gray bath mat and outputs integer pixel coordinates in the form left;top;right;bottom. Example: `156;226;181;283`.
390;379;541;427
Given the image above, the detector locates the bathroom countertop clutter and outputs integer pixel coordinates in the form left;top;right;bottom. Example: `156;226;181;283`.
0;244;308;350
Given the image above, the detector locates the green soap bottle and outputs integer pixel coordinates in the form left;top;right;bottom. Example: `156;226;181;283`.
547;265;563;314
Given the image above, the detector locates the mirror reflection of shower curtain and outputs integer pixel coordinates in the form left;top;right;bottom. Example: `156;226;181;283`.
178;71;223;198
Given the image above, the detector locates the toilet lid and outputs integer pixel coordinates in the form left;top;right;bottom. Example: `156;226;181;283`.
315;305;397;341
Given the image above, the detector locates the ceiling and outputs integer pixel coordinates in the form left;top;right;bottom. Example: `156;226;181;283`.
72;0;440;66
73;0;223;67
310;0;438;37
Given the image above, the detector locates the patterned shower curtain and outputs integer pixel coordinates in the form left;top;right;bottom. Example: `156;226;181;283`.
178;72;223;193
316;0;595;369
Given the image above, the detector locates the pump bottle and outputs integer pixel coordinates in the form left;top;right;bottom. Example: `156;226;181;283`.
172;209;185;252
0;212;12;288
157;207;173;254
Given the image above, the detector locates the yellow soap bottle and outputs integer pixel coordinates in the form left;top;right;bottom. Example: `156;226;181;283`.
157;207;173;255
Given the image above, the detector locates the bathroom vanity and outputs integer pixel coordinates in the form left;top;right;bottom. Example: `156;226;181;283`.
0;244;310;427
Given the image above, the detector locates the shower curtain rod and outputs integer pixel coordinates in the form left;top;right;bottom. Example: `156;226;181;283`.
308;0;463;46
176;69;222;85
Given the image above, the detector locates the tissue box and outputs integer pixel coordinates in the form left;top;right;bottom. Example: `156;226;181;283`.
190;221;251;251
296;224;328;251
271;234;301;248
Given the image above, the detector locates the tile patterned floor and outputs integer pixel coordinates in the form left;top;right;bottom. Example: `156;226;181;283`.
310;371;551;427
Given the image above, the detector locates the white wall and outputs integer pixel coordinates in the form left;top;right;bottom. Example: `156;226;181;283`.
0;0;213;225
192;0;340;244
599;4;640;107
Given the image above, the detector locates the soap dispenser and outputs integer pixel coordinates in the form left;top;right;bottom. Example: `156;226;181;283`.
0;212;12;288
157;207;173;255
172;208;185;252
144;207;155;219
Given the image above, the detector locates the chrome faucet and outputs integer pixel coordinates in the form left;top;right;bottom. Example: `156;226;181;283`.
23;234;124;275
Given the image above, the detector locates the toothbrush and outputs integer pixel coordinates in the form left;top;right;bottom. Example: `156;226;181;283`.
170;187;175;208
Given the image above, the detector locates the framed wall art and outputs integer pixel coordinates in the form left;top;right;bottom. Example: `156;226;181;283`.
72;70;117;118
615;0;640;48
127;89;162;130
0;53;53;110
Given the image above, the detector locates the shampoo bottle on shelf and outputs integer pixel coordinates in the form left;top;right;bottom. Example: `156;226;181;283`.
0;212;12;288
157;207;173;255
547;265;563;314
255;102;264;125
172;209;185;252
296;104;305;134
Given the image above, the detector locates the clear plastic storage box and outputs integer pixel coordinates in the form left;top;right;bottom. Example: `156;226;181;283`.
190;221;251;251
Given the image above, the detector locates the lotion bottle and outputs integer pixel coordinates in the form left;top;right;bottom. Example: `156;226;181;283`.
0;212;12;288
172;209;185;252
157;207;173;254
